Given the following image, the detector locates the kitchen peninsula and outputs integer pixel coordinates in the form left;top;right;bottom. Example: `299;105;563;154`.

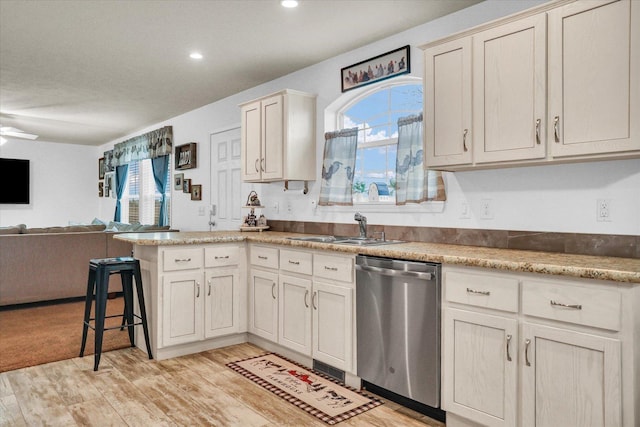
115;230;640;427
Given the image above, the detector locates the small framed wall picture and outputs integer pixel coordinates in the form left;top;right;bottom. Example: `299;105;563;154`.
183;178;191;193
98;181;104;197
98;157;105;179
174;173;184;190
191;184;202;201
175;143;198;170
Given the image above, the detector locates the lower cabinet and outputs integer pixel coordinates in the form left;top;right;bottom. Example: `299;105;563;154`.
443;308;518;427
442;265;629;427
248;267;279;342
279;273;312;355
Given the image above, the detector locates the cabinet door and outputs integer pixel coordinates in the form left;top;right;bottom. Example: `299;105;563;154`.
162;272;204;347
442;308;518;427
278;274;312;356
312;280;353;372
473;13;547;164
204;268;239;339
241;100;262;181
521;323;621;427
248;268;279;342
424;37;473;168
548;0;639;157
261;94;284;181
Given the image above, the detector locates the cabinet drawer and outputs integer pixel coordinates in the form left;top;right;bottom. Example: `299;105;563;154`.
280;249;312;275
313;254;353;283
162;247;203;272
522;280;621;331
204;245;240;268
445;270;519;313
250;245;279;269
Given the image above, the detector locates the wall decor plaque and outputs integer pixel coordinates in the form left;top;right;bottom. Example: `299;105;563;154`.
175;142;197;170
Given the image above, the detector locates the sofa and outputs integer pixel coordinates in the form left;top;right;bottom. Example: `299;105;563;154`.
0;223;171;306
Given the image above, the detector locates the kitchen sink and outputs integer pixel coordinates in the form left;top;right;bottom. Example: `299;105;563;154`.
287;235;404;246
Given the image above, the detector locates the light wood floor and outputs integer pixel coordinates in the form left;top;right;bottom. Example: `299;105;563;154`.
0;343;445;426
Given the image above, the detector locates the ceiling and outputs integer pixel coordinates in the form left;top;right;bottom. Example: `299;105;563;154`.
0;0;480;146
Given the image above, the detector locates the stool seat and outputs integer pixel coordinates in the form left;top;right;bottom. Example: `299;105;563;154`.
80;257;153;370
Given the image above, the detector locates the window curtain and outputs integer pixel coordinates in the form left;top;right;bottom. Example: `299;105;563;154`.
112;126;173;167
395;113;446;205
151;155;170;226
319;128;358;206
114;164;129;221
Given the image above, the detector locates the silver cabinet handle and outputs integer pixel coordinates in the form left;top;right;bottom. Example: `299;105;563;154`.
553;116;560;143
506;334;512;362
255;158;260;173
525;339;531;366
311;291;317;310
466;288;490;296
271;283;276;299
214;255;229;260
535;118;541;145
258;255;268;260
324;266;338;271
288;260;300;265
304;290;309;308
207;279;211;296
175;258;191;263
463;128;469;152
550;300;582;310
261;158;265;172
196;282;200;298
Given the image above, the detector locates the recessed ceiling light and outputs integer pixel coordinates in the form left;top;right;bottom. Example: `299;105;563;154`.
190;52;203;60
281;0;298;8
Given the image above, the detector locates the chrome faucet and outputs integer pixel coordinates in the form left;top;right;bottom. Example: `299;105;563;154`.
354;212;367;238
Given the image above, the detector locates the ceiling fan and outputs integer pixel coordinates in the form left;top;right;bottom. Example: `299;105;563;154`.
0;125;38;144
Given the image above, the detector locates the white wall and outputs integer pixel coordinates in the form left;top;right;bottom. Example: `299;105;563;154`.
0;139;99;227
50;0;640;236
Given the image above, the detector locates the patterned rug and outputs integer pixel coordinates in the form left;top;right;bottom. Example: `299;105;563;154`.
227;353;382;425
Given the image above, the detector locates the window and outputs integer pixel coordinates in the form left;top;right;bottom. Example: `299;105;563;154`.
120;159;170;224
339;82;423;203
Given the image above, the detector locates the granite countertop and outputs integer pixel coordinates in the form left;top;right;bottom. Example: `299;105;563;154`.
114;231;640;284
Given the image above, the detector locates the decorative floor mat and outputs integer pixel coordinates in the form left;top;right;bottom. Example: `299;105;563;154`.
226;352;382;425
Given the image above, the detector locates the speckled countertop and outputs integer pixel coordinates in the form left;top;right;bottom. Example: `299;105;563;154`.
115;231;640;284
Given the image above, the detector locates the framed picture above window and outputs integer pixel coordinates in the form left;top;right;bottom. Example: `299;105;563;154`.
341;45;410;92
175;143;197;170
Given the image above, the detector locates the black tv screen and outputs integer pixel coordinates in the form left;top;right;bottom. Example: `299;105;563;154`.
0;158;30;204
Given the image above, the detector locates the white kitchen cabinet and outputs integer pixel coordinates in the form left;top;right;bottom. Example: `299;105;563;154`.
205;268;240;338
240;89;316;182
248;267;279;342
424;37;473;168
521;323;621;427
443;308;518;427
278;273;313;355
548;0;640;158
472;13;547;164
311;279;353;372
162;271;204;347
442;265;633;427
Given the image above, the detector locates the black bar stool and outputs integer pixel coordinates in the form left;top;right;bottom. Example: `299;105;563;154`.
80;257;153;370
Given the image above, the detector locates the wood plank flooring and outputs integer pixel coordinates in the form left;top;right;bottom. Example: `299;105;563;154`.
0;343;445;426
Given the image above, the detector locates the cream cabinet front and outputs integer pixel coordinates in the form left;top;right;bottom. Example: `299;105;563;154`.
548;0;640;159
442;265;636;427
162;271;204;347
248;268;279;342
240;89;316;183
421;0;640;171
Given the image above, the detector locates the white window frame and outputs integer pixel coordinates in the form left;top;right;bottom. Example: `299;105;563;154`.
323;76;444;214
121;158;170;225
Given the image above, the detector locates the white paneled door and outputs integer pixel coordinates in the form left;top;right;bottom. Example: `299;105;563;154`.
210;128;242;230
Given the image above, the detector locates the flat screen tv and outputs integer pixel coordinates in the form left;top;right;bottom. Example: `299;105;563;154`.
0;158;30;204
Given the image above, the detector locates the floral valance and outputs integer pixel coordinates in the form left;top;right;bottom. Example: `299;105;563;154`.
113;126;173;167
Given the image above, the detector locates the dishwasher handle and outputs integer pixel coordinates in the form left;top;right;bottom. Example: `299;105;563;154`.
356;263;433;280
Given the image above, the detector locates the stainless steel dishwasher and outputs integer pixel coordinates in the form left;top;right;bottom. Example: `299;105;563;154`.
356;255;442;414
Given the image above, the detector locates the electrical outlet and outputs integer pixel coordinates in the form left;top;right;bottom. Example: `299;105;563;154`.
597;199;612;222
480;199;494;220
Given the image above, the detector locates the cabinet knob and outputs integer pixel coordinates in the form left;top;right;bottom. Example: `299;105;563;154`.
525;339;531;367
553;116;560;143
462;129;469;152
255;158;260;172
506;334;512;362
311;291;318;310
535;119;541;145
304;290;309;308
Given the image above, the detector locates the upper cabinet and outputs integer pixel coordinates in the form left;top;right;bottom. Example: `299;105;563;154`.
421;0;639;171
548;0;640;158
240;89;316;182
